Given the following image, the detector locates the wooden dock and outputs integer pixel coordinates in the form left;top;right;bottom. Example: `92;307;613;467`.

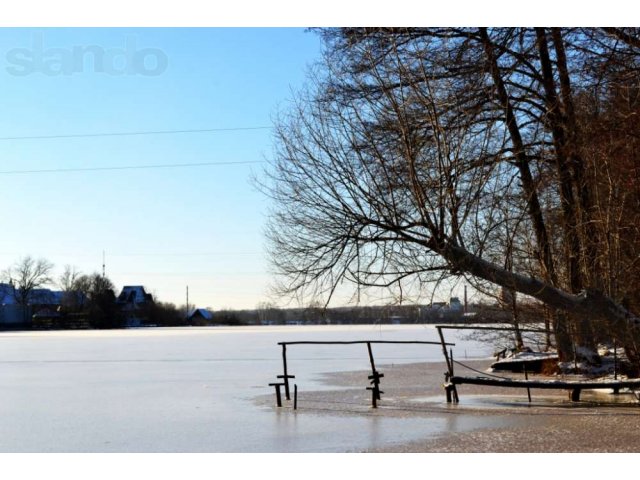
435;324;640;403
449;375;640;401
270;339;454;408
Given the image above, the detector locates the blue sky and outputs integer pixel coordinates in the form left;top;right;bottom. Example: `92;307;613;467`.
0;28;323;309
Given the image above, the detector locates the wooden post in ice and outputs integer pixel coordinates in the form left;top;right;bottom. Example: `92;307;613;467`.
268;382;284;407
366;342;383;400
366;342;384;406
438;327;459;403
450;348;459;403
367;341;377;372
437;327;454;377
277;343;295;401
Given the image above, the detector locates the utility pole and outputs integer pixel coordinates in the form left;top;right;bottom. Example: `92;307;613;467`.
186;285;189;319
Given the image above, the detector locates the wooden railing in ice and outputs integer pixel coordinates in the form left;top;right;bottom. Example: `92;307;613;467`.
269;339;454;409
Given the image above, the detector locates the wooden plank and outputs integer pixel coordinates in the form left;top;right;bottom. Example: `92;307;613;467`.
450;376;640;390
281;344;290;400
436;324;549;334
278;340;453;346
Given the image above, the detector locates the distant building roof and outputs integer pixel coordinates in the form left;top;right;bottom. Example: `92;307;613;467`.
117;286;153;304
0;283;63;305
30;289;64;305
0;283;16;305
189;308;213;321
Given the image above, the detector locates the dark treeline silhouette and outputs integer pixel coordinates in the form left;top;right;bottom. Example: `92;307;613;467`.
0;257;534;333
209;301;530;326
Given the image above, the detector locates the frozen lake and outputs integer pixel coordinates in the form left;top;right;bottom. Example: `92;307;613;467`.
0;325;493;452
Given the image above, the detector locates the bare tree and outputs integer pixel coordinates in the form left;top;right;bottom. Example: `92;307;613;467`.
58;265;82;292
264;28;640;368
58;265;92;312
2;256;54;322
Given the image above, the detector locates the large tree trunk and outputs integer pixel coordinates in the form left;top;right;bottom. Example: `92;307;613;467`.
551;28;598;289
479;28;574;356
535;28;598;358
437;241;640;340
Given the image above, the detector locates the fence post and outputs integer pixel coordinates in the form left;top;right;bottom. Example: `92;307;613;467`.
450;348;459;403
437;327;453;377
367;342;376;372
276;343;296;401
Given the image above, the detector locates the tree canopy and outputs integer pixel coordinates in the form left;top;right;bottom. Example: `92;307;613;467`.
265;28;640;368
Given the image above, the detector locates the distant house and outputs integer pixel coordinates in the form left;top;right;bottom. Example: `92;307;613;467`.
30;289;64;306
0;283;16;305
117;286;153;305
29;290;64;328
0;283;21;325
117;286;154;327
188;308;213;324
31;307;63;329
0;283;65;327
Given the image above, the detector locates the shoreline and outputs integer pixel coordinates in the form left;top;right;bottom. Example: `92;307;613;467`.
260;359;640;452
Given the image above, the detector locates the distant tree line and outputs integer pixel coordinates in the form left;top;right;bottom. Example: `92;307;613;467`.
1;257;191;329
211;301;506;326
1;256;522;331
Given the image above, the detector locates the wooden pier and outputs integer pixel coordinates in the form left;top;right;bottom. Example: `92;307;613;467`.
269;325;640;409
436;324;640;403
270;339;453;408
448;375;640;401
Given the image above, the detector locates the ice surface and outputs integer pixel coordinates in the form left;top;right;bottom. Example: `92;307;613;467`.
0;325;493;452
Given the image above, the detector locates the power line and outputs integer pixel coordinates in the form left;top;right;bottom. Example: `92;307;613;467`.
0;249;262;257
0;160;264;175
0;126;272;141
111;252;262;257
112;271;267;277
